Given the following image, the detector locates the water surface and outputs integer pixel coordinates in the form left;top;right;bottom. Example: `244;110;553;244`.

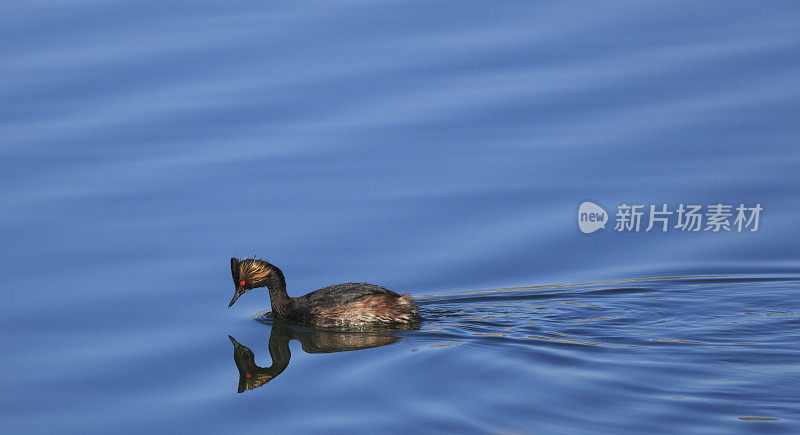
2;1;799;433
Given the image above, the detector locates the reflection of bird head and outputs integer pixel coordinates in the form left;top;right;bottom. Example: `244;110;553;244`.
228;335;278;393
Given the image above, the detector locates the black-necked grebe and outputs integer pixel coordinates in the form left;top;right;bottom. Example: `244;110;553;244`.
229;320;400;392
227;257;421;328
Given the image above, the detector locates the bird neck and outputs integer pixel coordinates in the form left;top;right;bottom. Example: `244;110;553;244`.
264;265;291;316
264;325;291;376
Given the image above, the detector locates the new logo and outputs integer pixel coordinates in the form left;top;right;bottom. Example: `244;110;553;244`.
578;201;608;234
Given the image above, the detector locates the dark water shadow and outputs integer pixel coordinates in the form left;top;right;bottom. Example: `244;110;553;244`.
414;273;800;307
229;319;402;393
399;273;800;354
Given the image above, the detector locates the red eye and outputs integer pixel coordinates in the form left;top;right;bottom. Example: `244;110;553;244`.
246;373;251;378
239;280;245;286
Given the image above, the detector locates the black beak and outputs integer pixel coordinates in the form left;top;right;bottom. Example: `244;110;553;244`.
228;287;245;308
228;335;242;347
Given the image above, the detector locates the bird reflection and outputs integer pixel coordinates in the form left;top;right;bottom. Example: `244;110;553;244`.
229;319;401;393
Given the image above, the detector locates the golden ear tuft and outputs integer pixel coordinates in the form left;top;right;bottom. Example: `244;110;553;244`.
246;373;275;390
239;260;272;284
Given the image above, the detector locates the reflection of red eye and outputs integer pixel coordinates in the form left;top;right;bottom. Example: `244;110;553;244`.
246;373;251;378
240;280;245;286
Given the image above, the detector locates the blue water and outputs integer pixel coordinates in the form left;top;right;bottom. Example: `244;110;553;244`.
2;1;800;433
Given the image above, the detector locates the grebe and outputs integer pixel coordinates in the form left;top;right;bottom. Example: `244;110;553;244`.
228;257;421;328
229;320;400;392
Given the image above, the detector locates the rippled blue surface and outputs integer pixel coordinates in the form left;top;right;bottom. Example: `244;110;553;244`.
2;1;800;433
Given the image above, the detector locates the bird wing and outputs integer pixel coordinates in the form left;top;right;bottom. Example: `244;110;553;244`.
298;283;399;309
